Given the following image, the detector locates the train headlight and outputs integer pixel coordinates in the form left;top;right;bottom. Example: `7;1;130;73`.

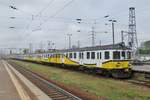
125;69;129;72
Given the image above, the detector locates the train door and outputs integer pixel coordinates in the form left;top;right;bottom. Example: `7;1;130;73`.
61;54;65;64
79;52;84;65
97;51;103;67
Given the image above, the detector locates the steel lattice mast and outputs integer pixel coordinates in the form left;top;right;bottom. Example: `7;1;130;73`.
128;7;138;58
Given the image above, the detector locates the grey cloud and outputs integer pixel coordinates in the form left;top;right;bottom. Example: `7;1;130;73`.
0;0;150;49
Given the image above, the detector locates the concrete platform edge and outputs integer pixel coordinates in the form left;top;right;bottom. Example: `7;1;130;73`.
4;60;52;100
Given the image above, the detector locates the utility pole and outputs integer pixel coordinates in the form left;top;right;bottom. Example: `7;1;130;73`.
99;40;101;46
47;41;51;51
112;22;115;45
109;19;117;46
67;34;72;49
91;26;95;47
39;41;44;52
121;30;124;43
29;43;33;54
90;20;97;47
120;30;129;44
104;15;117;47
77;40;80;48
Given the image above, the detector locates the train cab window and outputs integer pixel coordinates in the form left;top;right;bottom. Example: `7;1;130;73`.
127;51;131;59
91;52;95;59
87;52;90;59
97;52;99;59
100;52;102;59
113;51;120;59
105;51;110;59
74;53;76;59
122;51;126;59
69;53;72;58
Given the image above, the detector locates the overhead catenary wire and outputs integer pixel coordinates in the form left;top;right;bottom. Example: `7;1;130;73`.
22;0;76;40
8;1;150;49
35;0;55;17
21;0;73;40
41;0;75;26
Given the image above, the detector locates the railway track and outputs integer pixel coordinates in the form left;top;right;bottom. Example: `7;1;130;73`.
126;79;150;88
8;61;81;100
9;59;150;90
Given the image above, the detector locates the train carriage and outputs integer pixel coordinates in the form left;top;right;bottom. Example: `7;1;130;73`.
13;43;132;78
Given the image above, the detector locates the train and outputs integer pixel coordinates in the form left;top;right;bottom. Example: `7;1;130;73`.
12;42;133;78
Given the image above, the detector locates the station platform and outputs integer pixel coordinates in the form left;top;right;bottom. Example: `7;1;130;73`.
0;60;21;100
132;65;150;72
0;60;52;100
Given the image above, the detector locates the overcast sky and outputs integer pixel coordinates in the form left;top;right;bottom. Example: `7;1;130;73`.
0;0;150;50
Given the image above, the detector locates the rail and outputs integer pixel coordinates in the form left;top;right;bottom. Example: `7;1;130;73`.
8;61;82;100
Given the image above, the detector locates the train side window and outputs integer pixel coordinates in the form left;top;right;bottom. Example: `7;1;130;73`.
74;53;76;59
113;51;120;59
100;52;102;59
79;52;82;59
105;51;110;59
57;54;60;58
127;51;131;59
82;52;84;59
122;51;125;59
91;52;95;59
66;53;68;58
69;53;72;58
97;52;99;59
87;52;90;59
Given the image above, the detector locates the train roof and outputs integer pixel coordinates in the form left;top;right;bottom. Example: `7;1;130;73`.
59;42;131;52
22;43;131;55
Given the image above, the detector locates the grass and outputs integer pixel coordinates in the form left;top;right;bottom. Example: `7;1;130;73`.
11;60;150;100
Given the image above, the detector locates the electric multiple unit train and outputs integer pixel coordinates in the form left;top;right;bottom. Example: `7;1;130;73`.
13;43;132;78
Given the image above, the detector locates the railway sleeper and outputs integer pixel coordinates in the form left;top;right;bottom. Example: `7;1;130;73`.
52;96;69;99
50;94;68;98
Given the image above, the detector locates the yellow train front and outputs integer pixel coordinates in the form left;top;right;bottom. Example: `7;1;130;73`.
17;43;133;78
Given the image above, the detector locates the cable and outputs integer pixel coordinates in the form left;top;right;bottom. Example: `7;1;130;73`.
19;0;56;37
41;0;75;26
35;0;55;17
